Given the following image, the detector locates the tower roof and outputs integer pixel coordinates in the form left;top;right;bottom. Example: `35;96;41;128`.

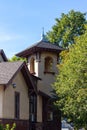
16;36;63;58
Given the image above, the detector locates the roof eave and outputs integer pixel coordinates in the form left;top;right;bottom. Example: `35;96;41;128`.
16;47;63;58
38;90;51;98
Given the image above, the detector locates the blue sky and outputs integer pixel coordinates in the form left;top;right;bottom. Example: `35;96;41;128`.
0;0;87;58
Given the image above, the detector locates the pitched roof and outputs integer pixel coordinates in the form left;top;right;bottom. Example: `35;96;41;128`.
0;61;23;85
38;85;53;98
0;49;8;61
16;40;63;57
0;61;38;94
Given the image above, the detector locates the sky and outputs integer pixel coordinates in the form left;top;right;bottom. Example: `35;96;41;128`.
0;0;87;58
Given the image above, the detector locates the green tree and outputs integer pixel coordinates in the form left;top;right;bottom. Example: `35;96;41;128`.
53;30;87;129
47;10;87;48
9;55;26;62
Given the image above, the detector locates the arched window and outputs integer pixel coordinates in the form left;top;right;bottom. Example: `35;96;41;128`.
45;57;53;72
30;57;35;74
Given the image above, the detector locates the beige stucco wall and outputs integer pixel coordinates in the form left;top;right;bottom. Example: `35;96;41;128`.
28;52;58;76
3;71;29;120
28;51;58;96
27;51;59;121
0;55;4;62
38;52;58;76
38;52;58;95
37;95;42;122
0;86;4;118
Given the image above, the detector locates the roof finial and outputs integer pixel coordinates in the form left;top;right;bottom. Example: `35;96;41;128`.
42;27;44;36
41;27;45;41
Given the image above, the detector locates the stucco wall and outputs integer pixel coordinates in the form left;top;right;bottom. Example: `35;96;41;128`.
38;52;58;96
27;51;58;96
3;71;29;120
37;95;42;122
28;52;58;77
38;52;58;75
27;51;59;120
0;86;4;118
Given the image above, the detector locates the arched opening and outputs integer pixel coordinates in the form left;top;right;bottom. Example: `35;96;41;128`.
45;57;53;72
30;57;35;74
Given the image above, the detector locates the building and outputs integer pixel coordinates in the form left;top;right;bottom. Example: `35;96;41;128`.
0;49;41;130
61;120;74;130
16;34;63;130
0;33;63;130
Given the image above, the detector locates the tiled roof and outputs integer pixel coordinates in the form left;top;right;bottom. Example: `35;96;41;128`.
26;40;63;50
0;61;23;85
38;83;53;97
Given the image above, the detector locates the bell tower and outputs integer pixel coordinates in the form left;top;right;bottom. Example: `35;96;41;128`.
16;33;63;96
16;33;63;128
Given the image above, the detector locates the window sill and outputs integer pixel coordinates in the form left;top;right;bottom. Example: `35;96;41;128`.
44;71;55;75
30;72;36;75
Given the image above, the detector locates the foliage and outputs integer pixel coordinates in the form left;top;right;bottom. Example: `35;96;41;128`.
9;55;26;62
47;10;87;48
53;30;87;129
0;124;3;130
0;123;16;130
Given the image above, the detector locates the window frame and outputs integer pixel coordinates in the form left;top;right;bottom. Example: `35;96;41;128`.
44;56;55;74
15;92;20;119
29;94;37;122
30;57;35;74
47;111;53;121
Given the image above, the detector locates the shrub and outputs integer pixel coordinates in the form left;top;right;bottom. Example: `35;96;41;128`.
0;123;16;130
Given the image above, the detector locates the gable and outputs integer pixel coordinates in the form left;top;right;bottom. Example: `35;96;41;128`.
0;61;37;95
3;71;29;119
0;49;8;62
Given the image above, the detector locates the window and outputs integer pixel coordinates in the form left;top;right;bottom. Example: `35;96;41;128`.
45;57;53;72
30;57;35;74
15;92;20;119
47;111;53;121
29;94;37;122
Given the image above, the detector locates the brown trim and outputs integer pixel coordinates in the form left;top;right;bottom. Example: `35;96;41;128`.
0;118;29;121
21;65;33;90
0;62;25;87
0;118;29;130
15;92;20;119
1;62;37;95
31;74;41;80
38;90;51;98
29;94;37;122
21;63;38;95
44;71;55;75
0;49;8;61
0;118;61;130
30;72;36;75
16;46;62;58
6;62;25;86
